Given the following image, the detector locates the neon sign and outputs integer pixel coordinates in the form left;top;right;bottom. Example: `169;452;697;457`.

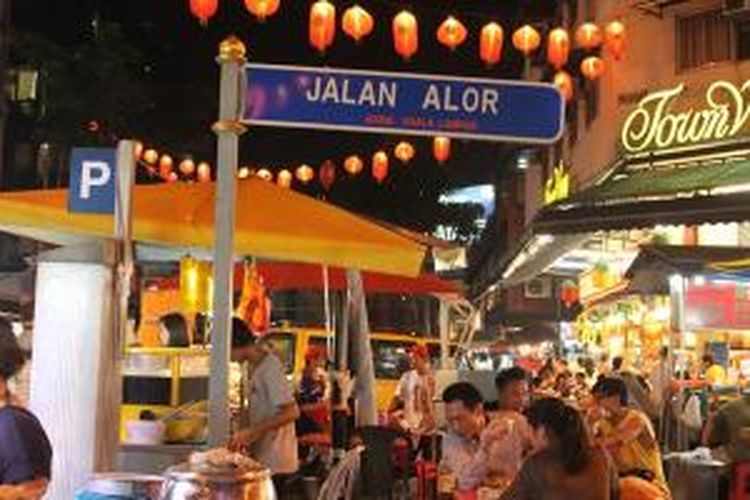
621;80;750;153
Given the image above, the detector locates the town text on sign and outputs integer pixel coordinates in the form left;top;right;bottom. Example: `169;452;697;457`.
242;64;565;144
621;80;750;153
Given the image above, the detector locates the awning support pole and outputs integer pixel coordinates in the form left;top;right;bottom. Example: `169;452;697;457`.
208;37;247;446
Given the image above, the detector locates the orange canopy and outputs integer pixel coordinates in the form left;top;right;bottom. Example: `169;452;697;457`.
0;179;426;277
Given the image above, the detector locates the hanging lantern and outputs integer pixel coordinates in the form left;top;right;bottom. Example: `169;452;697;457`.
576;22;602;49
244;0;280;21
372;151;389;184
581;56;605;80
394;141;415;163
143;148;159;165
296;164;314;184
197;162;211;183
437;16;467;51
547;28;570;69
179;158;196;176
605;21;626;60
159;155;174;179
256;168;273;182
393;10;418;60
433;136;451;164
167;172;179;183
319;160;336;191
553;71;574;102
238;167;251;179
560;280;580;308
342;5;374;42
310;0;336;53
134;141;144;160
344;155;364;175
189;0;218;25
479;23;504;66
277;169;292;189
512;25;541;56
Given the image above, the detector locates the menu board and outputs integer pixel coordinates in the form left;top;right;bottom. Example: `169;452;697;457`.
685;281;750;330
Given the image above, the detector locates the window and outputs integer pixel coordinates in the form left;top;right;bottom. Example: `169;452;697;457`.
372;340;414;379
676;10;733;70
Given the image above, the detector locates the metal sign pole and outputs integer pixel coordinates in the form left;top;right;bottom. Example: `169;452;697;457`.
208;37;247;446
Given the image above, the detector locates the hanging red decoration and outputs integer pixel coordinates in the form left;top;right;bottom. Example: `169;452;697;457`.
179;158;196;176
134;141;144;160
581;56;605;80
296;164;315;184
143;149;159;165
479;23;504;66
197;162;212;183
393;10;418;60
547;28;570;69
372;151;389;184
189;0;218;25
238;167;251;179
394;141;415;163
167;172;179;183
277;169;292;189
342;5;374;42
560;280;579;308
310;0;336;53
553;71;574;102
256;168;273;182
244;0;280;21
437;16;467;51
512;25;541;56
344;155;364;175
576;22;602;49
159;155;174;179
319;160;336;191
605;21;626;60
433;136;451;164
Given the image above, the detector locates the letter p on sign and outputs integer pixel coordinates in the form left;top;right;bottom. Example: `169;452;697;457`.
69;147;117;214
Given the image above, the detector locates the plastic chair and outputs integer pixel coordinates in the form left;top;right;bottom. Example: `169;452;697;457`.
731;462;750;500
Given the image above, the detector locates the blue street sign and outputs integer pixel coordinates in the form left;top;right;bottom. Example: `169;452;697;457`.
68;147;117;214
243;64;564;144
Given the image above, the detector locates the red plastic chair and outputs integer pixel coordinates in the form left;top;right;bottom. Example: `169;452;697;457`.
731;462;750;500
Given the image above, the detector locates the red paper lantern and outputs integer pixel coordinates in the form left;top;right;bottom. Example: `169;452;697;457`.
576;22;602;49
342;5;374;42
394;141;415;163
479;23;504;66
143;149;159;165
295;164;314;184
179;158;196;176
277;169;292;189
238;167;251;179
310;0;336;53
512;25;541;56
560;280;579;308
605;21;626;60
581;56;605;80
189;0;218;25
437;16;467;51
244;0;280;21
134;141;144;160
344;155;364;175
197;162;212;183
553;71;574;102
256;168;273;182
393;10;418;60
547;28;570;69
159;155;174;179
319;160;336;191
433;136;451;164
372;151;389;184
167;172;179;183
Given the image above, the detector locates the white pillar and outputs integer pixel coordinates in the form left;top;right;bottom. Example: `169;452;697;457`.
29;242;118;500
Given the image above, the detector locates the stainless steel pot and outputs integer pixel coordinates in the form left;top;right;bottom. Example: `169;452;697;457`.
160;462;276;500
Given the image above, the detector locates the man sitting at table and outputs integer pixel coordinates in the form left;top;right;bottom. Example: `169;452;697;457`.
440;382;529;492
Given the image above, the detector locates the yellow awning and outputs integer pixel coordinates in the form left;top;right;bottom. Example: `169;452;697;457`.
0;179;426;277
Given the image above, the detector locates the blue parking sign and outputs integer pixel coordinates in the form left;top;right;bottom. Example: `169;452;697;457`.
68;147;116;214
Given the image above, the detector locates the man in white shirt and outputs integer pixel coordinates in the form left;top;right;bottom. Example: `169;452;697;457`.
389;344;435;436
229;318;300;493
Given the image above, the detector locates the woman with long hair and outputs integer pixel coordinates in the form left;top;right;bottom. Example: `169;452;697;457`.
0;319;52;499
502;397;617;500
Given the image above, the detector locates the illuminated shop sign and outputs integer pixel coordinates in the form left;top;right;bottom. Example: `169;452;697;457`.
621;80;750;153
544;161;570;205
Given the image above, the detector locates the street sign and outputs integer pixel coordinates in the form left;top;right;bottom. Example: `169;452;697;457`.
242;64;565;144
68;147;117;214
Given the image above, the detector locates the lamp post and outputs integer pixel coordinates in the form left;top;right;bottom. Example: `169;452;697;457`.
208;36;247;446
